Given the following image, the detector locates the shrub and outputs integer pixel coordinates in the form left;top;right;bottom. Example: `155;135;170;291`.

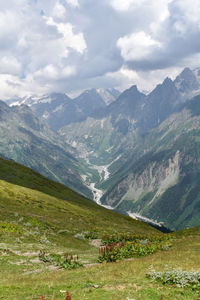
98;234;173;263
39;250;83;270
146;267;200;290
84;230;98;240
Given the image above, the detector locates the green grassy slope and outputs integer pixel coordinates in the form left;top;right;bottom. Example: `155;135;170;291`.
0;157;158;237
0;157;199;299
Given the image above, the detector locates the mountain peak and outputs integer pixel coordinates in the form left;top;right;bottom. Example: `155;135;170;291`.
79;88;119;106
129;84;139;92
163;77;173;86
174;67;199;94
175;67;196;83
150;77;175;96
116;85;146;102
179;67;193;77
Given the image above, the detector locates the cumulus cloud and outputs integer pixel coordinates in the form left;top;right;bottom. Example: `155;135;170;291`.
34;64;76;81
44;16;87;54
117;31;162;61
0;0;200;99
118;0;200;72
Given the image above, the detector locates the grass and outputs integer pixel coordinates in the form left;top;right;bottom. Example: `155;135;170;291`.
0;233;199;299
0;157;199;299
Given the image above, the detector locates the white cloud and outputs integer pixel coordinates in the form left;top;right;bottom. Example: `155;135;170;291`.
110;0;172;13
34;64;76;81
169;0;200;36
0;0;200;99
174;0;200;25
110;0;144;11
53;2;66;19
0;74;46;100
0;56;21;75
65;0;79;8
0;11;21;47
45;17;87;55
117;31;162;61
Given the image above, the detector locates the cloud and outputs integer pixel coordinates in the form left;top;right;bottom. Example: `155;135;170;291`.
34;64;76;81
53;2;66;19
118;0;200;72
44;16;87;54
110;0;146;11
65;0;79;8
0;56;21;75
117;31;162;61
0;0;200;99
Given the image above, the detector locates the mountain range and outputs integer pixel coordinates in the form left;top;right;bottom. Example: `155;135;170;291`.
2;67;200;230
9;88;120;130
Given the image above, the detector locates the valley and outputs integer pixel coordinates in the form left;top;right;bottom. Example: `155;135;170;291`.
0;68;200;299
1;2;200;299
2;67;200;231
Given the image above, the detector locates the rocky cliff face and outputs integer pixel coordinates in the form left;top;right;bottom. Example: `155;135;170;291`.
105;151;180;207
102;150;181;211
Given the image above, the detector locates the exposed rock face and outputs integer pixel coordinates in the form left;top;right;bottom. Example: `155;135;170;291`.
103;151;180;207
174;67;200;97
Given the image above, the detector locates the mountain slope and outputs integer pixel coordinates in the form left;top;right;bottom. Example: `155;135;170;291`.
1;157;200;300
30;93;83;130
59;69;200;230
0;101;92;198
101;95;200;230
0;156;159;237
58;78;182;201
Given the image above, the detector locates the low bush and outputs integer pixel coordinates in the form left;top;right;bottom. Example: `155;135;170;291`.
84;230;98;240
39;250;83;270
146;267;200;290
98;234;173;262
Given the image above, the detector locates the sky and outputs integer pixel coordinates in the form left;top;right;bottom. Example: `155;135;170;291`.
1;0;200;99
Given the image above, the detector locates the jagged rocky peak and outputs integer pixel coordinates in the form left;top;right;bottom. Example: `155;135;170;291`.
174;67;200;94
125;84;139;94
74;88;106;114
157;77;175;90
148;77;178;101
180;67;194;77
163;77;173;86
116;85;145;102
75;88;120;106
106;84;146;120
96;88;120;105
